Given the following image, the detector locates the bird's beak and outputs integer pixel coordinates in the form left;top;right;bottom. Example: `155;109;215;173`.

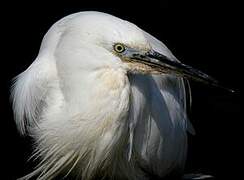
128;49;233;91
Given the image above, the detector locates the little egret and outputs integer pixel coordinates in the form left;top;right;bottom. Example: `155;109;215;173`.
11;11;218;180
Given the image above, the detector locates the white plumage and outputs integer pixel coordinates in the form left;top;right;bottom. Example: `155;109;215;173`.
11;11;196;180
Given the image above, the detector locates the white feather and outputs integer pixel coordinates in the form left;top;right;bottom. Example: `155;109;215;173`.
11;56;55;134
127;31;193;177
11;11;194;179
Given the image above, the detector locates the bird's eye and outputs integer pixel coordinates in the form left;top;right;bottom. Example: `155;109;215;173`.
114;43;126;53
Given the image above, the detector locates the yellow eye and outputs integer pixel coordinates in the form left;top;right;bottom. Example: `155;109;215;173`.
114;43;125;53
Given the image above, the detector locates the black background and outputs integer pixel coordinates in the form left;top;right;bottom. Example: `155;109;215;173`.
1;0;243;179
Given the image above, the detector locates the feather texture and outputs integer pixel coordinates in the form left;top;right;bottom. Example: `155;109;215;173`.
127;31;193;177
11;56;57;134
11;11;194;179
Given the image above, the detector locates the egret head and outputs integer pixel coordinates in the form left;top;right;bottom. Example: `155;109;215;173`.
53;11;217;86
12;11;226;180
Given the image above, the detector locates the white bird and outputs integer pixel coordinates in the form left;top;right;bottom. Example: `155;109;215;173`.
11;11;218;180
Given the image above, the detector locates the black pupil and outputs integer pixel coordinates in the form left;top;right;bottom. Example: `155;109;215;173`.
117;45;123;51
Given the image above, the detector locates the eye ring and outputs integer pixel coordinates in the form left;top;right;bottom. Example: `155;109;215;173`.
114;43;126;53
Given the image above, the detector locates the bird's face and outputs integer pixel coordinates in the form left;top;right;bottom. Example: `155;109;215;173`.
57;12;218;86
111;42;218;85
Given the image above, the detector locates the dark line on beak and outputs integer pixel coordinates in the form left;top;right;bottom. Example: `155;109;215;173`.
146;50;218;83
130;50;234;93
